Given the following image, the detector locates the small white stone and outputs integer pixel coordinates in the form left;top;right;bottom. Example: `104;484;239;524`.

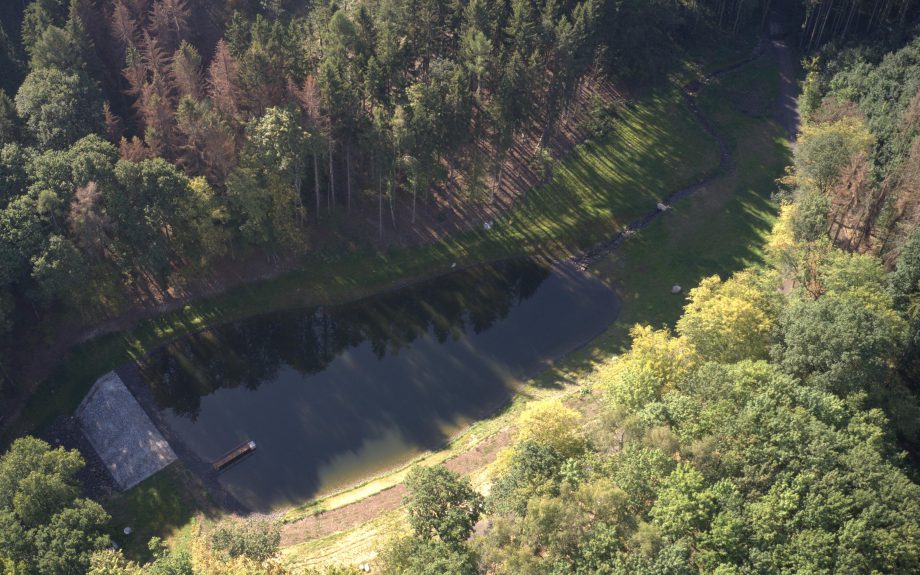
671;285;682;294
123;527;133;536
657;202;669;211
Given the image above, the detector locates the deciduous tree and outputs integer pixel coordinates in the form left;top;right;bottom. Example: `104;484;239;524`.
15;68;103;149
404;465;482;546
677;271;778;363
0;437;109;575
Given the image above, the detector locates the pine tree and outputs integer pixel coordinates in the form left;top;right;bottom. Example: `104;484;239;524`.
208;39;242;121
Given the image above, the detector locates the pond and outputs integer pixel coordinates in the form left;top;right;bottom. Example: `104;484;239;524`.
136;259;619;512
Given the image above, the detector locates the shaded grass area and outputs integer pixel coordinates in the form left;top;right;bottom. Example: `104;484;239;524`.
7;54;727;443
104;463;215;560
499;88;720;254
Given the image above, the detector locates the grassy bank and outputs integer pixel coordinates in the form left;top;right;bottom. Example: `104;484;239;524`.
601;57;788;329
105;464;216;559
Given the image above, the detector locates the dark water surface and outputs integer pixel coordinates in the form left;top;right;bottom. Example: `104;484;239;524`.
138;260;618;511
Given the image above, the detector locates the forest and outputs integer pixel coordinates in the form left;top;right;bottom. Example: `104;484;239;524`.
0;0;919;574
0;0;914;378
0;0;720;367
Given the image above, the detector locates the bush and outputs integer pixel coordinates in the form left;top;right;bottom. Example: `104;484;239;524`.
208;518;281;563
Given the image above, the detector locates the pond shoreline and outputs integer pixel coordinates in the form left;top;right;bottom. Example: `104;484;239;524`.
104;30;778;525
2;33;748;444
110;259;618;515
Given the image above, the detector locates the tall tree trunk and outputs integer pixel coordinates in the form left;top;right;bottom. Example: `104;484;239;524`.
294;172;304;223
389;177;396;228
346;145;352;212
800;6;812;48
328;141;335;213
842;0;858;40
899;0;911;28
412;177;418;224
876;0;893;33
807;1;825;49
445;162;453;212
0;360;15;388
314;153;321;221
732;0;746;32
815;0;836;47
830;0;845;39
854;188;888;251
868;0;883;33
378;174;383;239
496;162;505;204
490;158;502;205
760;0;773;31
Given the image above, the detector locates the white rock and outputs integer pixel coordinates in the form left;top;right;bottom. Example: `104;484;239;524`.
657;202;669;211
671;285;682;294
123;527;133;536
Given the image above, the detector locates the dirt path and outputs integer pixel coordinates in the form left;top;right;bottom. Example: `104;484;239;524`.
573;42;767;269
575;9;799;270
770;18;802;141
280;428;513;546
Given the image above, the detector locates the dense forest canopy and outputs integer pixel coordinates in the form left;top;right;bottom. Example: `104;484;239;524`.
0;0;916;373
0;0;918;574
0;0;763;370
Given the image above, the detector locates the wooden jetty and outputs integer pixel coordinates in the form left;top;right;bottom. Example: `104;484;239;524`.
213;440;257;471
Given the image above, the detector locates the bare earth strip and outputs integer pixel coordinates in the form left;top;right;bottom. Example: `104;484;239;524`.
280;427;513;546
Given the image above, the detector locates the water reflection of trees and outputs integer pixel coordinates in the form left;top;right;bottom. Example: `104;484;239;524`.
139;260;550;419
